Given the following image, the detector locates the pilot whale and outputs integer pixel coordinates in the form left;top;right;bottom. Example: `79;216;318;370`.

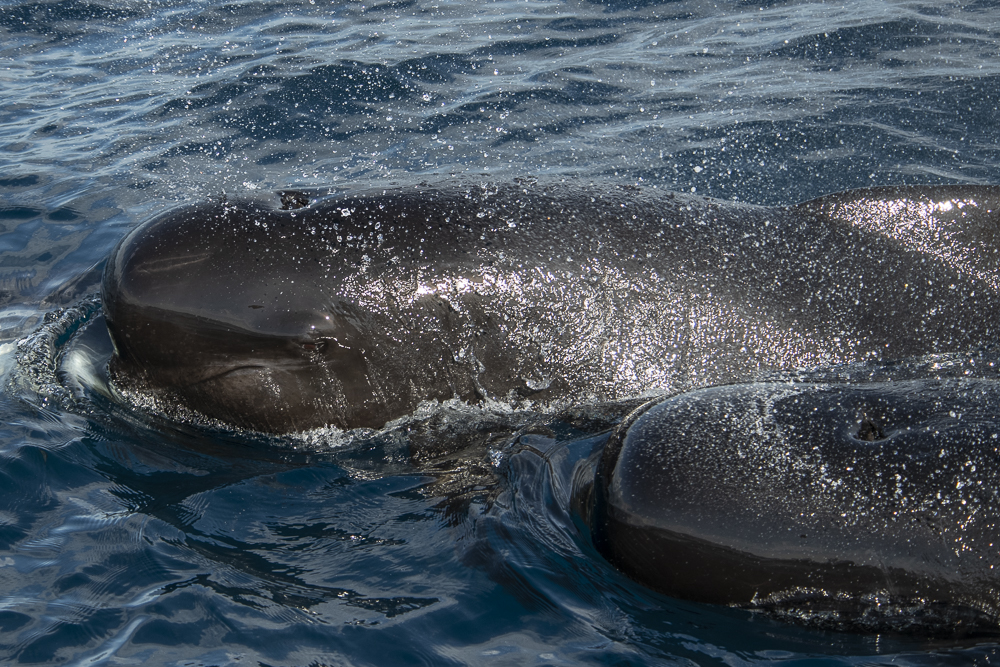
102;181;1000;633
590;368;1000;635
102;182;1000;433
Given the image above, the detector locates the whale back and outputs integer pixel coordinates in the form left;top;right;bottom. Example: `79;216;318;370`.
795;185;1000;292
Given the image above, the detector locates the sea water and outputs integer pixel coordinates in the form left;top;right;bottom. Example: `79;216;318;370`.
1;0;1000;664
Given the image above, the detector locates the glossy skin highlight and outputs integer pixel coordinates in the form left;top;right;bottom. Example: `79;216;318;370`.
102;183;1000;433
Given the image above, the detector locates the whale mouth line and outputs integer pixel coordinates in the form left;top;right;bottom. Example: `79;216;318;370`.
185;365;270;388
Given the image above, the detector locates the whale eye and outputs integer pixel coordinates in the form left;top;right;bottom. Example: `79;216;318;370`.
300;338;330;353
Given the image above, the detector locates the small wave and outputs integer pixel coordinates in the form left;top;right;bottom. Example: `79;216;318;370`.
6;296;103;413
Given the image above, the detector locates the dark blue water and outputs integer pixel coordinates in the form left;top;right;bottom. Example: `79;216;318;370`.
2;0;1000;663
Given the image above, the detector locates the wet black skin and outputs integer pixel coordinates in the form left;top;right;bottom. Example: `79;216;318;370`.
103;182;1000;434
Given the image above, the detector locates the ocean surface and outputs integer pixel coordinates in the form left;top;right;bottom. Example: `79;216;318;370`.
1;0;1000;664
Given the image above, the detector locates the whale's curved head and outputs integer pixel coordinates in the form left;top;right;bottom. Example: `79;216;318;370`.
102;197;452;433
590;375;1000;634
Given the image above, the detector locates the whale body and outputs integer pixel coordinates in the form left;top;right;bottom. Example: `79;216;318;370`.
102;182;1000;434
591;369;1000;635
102;181;1000;633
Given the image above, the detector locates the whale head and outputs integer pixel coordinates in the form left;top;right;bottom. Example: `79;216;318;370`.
102;197;471;433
